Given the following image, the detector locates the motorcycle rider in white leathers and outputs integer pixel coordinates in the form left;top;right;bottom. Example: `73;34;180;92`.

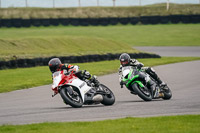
48;58;99;87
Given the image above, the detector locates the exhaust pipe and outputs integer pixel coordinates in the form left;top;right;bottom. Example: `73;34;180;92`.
92;94;103;102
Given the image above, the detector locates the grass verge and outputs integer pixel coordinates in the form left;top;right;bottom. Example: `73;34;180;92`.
0;114;199;133
0;36;138;61
0;24;200;60
0;57;200;93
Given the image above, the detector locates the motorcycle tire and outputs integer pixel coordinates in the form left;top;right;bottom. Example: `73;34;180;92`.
162;86;172;100
132;83;152;101
100;84;115;106
60;87;83;108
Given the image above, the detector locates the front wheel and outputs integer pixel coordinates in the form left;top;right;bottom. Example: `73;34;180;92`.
60;87;83;108
100;84;115;106
132;83;152;101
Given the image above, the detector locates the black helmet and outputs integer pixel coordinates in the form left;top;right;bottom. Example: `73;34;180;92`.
119;53;130;67
48;58;62;73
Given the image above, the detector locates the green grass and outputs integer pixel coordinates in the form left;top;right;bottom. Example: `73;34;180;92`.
0;4;200;19
0;24;200;60
0;35;138;61
0;115;199;133
0;57;200;93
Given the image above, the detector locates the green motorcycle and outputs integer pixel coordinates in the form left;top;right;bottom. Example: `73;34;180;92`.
121;66;172;101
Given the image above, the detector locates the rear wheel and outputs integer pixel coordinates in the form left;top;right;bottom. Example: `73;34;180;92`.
162;86;172;100
132;83;152;101
100;84;115;106
60;87;83;108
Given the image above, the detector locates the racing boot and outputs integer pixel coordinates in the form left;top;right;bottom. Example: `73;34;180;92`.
146;67;166;87
156;77;166;88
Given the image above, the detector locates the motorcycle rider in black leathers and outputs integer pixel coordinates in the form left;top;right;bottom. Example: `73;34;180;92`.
118;53;166;98
48;58;99;87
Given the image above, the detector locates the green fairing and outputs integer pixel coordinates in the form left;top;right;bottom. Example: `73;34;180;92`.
125;75;139;87
123;70;145;88
132;81;144;87
122;69;133;82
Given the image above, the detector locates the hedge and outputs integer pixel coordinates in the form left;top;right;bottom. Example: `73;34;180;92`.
0;53;160;70
0;15;199;28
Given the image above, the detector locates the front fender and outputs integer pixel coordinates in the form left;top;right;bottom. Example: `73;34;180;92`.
126;79;144;88
133;81;145;88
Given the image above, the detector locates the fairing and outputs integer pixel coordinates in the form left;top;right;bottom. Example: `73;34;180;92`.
52;70;92;102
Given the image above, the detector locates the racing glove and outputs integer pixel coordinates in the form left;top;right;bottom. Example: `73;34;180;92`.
137;63;143;70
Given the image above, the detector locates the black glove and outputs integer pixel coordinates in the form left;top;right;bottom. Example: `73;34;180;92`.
137;64;143;69
63;70;70;75
83;70;91;79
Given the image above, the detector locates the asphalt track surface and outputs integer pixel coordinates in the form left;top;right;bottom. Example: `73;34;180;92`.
0;60;200;125
134;46;200;57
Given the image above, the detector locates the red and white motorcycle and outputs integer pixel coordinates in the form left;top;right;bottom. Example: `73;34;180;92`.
51;70;115;108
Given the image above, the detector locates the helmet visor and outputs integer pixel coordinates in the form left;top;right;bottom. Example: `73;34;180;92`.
49;65;59;73
120;61;129;66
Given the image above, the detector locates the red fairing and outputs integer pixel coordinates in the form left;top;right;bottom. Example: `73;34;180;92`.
52;71;78;94
58;71;78;87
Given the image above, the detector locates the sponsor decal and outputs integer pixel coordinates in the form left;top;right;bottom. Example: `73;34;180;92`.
79;82;86;88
